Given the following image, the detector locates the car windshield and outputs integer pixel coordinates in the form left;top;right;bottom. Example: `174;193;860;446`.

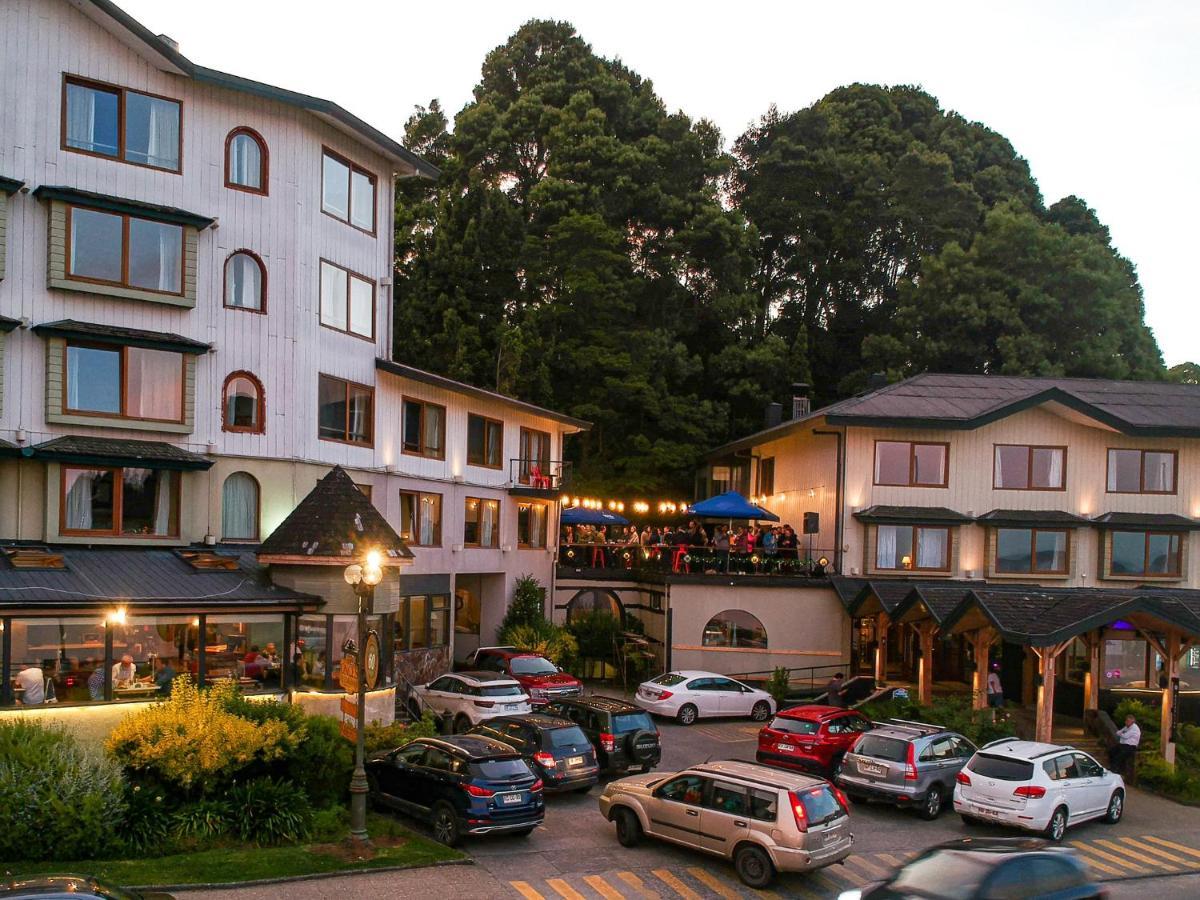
854;735;909;762
511;657;558;675
795;786;844;825
613;711;656;733
471;758;530;780
969;753;1035;781
479;684;525;697
768;716;819;735
652;673;688;686
888;849;994;899
546;726;589;748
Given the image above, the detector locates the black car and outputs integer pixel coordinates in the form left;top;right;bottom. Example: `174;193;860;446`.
0;877;174;899
366;735;544;845
544;695;661;774
856;837;1106;899
469;713;600;792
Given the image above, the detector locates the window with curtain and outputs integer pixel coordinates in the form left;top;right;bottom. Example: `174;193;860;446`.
222;372;264;433
874;441;948;487
517;501;548;547
993;445;1065;490
224;251;265;311
317;374;373;445
401;398;446;458
221;473;260;541
758;457;775;496
321;149;375;232
518;428;551;483
68;206;183;294
467;414;503;468
62;466;178;537
1107;448;1176;494
225;128;267;193
996;528;1068;574
64;77;180;172
1109;531;1182;577
319;260;374;338
65;342;183;423
399;490;441;546
464;498;500;547
703;610;768;649
875;525;949;571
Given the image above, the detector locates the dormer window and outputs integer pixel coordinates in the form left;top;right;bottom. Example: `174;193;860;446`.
225;128;268;194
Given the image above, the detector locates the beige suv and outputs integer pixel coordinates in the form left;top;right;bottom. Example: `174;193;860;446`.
597;759;853;888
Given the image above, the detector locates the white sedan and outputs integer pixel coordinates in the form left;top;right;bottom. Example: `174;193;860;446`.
635;670;776;726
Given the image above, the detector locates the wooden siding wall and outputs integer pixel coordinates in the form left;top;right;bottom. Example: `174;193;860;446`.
743;427;840;557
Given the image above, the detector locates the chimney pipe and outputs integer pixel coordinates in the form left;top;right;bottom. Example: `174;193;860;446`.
791;382;811;420
764;402;783;429
866;372;889;392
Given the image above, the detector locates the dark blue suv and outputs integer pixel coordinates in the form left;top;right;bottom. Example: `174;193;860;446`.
366;735;544;845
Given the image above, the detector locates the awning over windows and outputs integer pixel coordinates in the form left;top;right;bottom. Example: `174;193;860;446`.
1091;512;1200;531
32;319;210;355
977;509;1090;527
29;435;213;471
31;185;215;230
852;505;973;525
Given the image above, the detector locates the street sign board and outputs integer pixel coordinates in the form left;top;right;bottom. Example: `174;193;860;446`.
339;718;358;743
340;696;358;719
339;652;359;692
364;631;381;691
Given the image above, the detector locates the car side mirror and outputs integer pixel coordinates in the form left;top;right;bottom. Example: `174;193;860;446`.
557;666;563;673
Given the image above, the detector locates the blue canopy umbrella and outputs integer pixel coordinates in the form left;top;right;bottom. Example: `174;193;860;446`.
685;490;779;522
561;506;631;526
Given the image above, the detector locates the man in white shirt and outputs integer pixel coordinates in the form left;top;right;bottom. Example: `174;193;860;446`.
1111;714;1141;772
986;664;1004;708
112;654;138;689
15;664;45;705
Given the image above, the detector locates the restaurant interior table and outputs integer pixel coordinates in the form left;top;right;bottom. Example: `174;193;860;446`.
114;683;160;697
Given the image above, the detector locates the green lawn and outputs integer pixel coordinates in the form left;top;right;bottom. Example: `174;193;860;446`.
2;814;464;887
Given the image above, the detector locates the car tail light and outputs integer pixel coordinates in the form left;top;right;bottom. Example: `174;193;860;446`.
832;785;850;812
656;690;673;701
904;743;918;781
600;732;616;753
956;771;972;786
473;700;495;708
790;791;809;832
463;783;494;797
1014;785;1046;799
533;751;555;769
531;779;544;792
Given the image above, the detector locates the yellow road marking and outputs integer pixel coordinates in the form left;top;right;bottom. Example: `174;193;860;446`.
585;874;627;900
653;869;703;900
617;871;659;899
876;852;904;869
1065;849;1124;878
1141;835;1200;861
686;867;740;899
844;855;889;878
547;878;588;900
512;882;547;900
1095;838;1177;872
1076;840;1150;872
827;863;865;886
1119;836;1189;866
806;869;853;893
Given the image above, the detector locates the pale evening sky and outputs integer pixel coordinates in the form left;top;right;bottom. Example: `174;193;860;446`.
117;0;1199;366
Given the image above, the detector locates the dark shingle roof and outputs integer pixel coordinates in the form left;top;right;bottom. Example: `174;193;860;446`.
32;320;210;354
977;509;1091;527
32;436;213;470
0;315;21;333
32;185;215;230
259;466;412;562
1091;512;1200;530
853;505;973;525
830;576;869;609
0;176;23;195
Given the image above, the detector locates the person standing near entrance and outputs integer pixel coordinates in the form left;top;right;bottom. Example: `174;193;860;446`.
825;672;846;708
986;663;1004;708
1110;714;1141;773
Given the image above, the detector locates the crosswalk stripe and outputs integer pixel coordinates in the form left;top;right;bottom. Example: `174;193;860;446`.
1119;836;1189;866
876;852;903;869
826;863;865;887
1141;835;1200;861
805;870;852;894
1066;849;1125;878
585;875;627;900
1095;838;1177;871
653;869;703;900
617;871;660;899
687;867;741;899
844;855;889;878
512;882;547;900
547;878;588;900
1070;840;1149;872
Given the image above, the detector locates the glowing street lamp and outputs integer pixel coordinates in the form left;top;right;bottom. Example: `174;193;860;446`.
342;548;384;843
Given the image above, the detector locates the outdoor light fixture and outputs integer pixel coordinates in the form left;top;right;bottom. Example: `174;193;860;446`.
342;548;385;844
107;607;127;626
818;556;829;567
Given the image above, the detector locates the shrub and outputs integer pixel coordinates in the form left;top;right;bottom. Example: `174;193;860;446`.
858;694;1016;747
121;780;174;855
107;675;296;793
227;777;314;845
1113;698;1159;736
365;712;439;754
283;711;353;808
171;797;233;842
0;720;127;862
766;667;791;704
500;573;547;632
310;804;349;842
567;609;623;661
223;693;308;731
499;621;579;667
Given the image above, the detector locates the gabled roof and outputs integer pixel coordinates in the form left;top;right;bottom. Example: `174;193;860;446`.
32;319;211;354
829;575;869;610
78;0;437;178
31;435;213;470
852;505;972;525
258;466;413;564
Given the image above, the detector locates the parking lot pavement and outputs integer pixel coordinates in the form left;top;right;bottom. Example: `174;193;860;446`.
186;715;1200;900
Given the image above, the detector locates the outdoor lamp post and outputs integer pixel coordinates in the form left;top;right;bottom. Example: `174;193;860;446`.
343;549;384;843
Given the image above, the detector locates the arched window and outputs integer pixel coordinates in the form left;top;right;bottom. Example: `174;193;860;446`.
703;610;768;649
225;127;268;193
222;472;260;541
565;588;623;623
222;371;264;433
224;250;265;312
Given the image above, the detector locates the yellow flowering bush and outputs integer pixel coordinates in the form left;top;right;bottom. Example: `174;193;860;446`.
106;675;297;791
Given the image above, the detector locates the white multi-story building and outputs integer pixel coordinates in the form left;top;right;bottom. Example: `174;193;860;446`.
0;0;586;722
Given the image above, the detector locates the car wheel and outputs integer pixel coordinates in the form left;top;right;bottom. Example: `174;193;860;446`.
432;803;461;847
751;700;771;722
831;754;846;781
734;843;775;889
1044;806;1068;842
1104;789;1124;824
919;784;943;820
452;713;471;734
614;807;642;847
677;703;698;726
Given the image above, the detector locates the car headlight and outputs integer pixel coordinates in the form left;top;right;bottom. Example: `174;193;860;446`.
529;688;546;699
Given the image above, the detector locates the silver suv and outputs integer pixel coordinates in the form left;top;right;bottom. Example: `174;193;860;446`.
598;759;853;888
835;719;976;820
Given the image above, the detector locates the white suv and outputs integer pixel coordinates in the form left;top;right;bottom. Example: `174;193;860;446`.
410;671;532;733
952;739;1125;841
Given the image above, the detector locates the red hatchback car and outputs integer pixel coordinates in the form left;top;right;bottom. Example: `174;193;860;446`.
470;646;583;705
756;705;874;777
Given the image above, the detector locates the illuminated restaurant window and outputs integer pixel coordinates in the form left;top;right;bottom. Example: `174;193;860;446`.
110;615;198;701
205;614;283;692
703;610;768;649
8;617;107;705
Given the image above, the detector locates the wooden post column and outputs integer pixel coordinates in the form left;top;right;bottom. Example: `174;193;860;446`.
1083;632;1102;714
917;622;937;706
971;629;993;711
875;613;890;685
1162;632;1181;766
1033;642;1071;744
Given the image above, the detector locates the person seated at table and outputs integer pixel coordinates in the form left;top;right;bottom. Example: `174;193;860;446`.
112;654;139;689
152;655;177;695
263;643;280;665
243;644;267;679
15;663;45;705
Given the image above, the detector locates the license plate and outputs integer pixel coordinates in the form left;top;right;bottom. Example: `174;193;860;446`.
974;804;1001;817
504;704;518;711
567;755;584;767
823;828;843;845
777;744;795;753
500;793;524;805
859;762;886;777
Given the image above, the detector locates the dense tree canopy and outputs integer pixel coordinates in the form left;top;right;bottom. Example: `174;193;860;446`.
394;22;1165;494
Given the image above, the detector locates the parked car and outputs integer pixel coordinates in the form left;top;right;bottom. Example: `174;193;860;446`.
366;735;544;845
468;713;600;792
469;646;583;705
544;695;662;773
953;739;1125;841
757;705;874;777
634;670;775;725
599;759;853;888
0;877;174;900
836;837;1107;899
409;671;532;733
835;719;977;820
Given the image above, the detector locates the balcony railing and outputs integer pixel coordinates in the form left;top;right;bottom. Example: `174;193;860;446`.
509;458;572;493
557;543;837;577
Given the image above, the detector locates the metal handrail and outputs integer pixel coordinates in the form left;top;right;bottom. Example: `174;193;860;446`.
557;543;838;577
510;458;573;489
729;661;852;694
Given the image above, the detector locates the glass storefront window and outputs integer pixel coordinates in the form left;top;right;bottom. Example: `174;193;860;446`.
1103;639;1150;688
113;616;197;701
395;595;451;652
296;615;330;688
8;617;108;705
206;614;284;692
